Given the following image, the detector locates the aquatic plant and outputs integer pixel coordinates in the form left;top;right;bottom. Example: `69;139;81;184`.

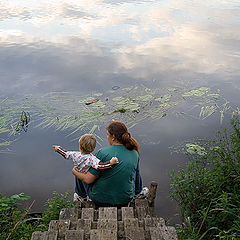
170;117;240;239
0;85;238;152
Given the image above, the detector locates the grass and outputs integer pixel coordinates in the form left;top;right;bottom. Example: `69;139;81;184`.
0;191;74;240
170;116;240;239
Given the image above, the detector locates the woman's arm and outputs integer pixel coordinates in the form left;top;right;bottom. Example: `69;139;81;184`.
72;167;97;184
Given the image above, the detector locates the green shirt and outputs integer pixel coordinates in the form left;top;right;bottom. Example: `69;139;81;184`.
89;145;139;205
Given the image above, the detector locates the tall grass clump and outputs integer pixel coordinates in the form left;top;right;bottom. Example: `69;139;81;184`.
0;191;74;240
170;117;240;240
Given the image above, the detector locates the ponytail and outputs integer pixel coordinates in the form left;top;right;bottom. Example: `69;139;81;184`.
107;121;140;155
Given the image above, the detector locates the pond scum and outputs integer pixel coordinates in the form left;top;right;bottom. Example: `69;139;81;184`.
0;85;239;152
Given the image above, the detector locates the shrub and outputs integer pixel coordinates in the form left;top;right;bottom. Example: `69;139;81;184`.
170;117;240;239
0;191;74;240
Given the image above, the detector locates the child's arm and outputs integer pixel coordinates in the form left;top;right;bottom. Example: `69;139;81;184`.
90;156;119;170
52;145;68;158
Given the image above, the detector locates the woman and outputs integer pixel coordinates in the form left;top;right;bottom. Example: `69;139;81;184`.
72;121;142;206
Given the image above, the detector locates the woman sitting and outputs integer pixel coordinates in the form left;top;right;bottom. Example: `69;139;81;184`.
72;121;142;206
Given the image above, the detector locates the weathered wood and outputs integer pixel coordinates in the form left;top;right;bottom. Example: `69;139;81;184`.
123;218;139;229
98;207;117;219
45;231;58;240
125;228;145;240
122;207;134;219
81;208;94;220
48;220;58;231
97;219;118;230
59;208;78;221
31;231;46;240
65;230;84;240
157;218;176;240
148;182;158;207
166;226;178;240
90;229;117;240
31;183;178;240
135;199;149;208
136;207;150;220
149;227;164;240
144;217;159;231
77;219;92;231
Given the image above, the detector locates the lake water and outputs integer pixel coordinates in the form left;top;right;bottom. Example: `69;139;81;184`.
0;0;240;224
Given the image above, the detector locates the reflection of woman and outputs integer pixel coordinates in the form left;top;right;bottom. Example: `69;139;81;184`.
72;121;142;206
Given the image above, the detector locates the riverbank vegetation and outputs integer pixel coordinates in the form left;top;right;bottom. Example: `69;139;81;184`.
0;191;73;240
170;117;240;239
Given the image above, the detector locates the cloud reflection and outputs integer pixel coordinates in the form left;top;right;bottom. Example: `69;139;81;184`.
0;0;239;94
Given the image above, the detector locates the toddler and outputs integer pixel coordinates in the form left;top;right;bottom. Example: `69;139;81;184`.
53;134;118;172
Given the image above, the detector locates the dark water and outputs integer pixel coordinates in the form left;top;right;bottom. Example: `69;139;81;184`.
0;0;240;224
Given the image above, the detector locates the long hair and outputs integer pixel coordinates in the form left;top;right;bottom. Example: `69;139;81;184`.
107;121;140;155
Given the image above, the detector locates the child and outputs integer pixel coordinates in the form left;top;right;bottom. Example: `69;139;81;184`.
53;134;118;173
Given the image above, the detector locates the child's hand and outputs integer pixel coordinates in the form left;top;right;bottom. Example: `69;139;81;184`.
110;157;119;165
52;145;60;152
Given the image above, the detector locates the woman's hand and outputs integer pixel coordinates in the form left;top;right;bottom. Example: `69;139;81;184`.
72;167;97;184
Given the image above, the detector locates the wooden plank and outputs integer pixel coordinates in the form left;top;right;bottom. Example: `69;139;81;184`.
123;218;139;229
125;228;145;240
121;207;134;219
149;227;164;240
148;182;158;207
77;219;92;233
81;208;94;220
135;199;149;208
97;219;117;230
59;208;78;221
65;230;84;240
90;229;117;240
48;220;59;231
144;217;159;231
98;207;117;219
45;231;58;240
58;220;71;232
136;207;149;220
157;218;174;240
166;226;178;240
31;231;46;240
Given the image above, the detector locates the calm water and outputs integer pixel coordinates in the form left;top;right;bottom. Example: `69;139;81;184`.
0;0;240;224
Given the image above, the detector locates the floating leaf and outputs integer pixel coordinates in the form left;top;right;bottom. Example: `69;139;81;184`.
79;97;95;103
186;143;207;156
91;101;106;109
167;88;177;92
93;93;103;97
182;87;209;97
135;95;153;101
155;94;172;103
112;96;125;102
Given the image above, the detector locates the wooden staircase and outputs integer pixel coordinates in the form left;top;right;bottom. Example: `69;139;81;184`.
31;183;178;240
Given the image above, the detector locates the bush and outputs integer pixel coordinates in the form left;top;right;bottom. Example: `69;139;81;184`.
0;191;74;240
42;191;74;225
170;117;240;239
